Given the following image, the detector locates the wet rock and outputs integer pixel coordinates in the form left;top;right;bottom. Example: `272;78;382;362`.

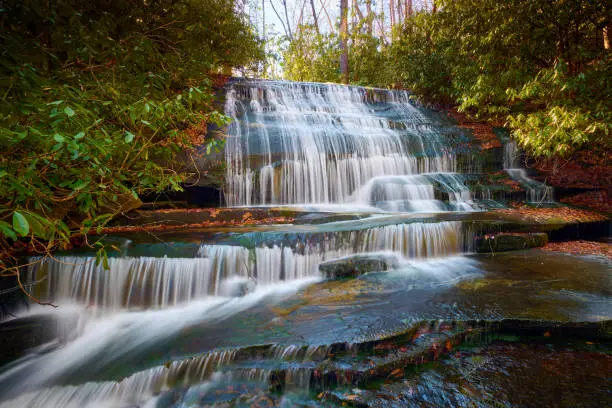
219;277;256;297
318;390;369;408
319;254;400;279
475;232;548;253
293;213;363;224
0;313;80;367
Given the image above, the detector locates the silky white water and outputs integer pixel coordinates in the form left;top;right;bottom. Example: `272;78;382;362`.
224;81;473;210
503;139;553;203
1;80;498;408
0;255;483;408
27;221;467;311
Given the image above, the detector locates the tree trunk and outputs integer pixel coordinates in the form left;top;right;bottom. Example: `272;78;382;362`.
353;0;364;28
406;0;412;17
340;0;349;84
269;0;292;40
309;0;320;35
318;0;334;33
365;0;373;34
604;25;610;49
282;0;293;40
397;0;403;24
390;0;396;27
432;0;437;14
262;0;266;77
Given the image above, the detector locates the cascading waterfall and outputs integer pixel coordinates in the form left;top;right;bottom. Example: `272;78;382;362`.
28;245;251;310
0;343;335;408
224;81;473;209
27;222;467;310
503;139;553;203
2;80;502;408
350;173;474;211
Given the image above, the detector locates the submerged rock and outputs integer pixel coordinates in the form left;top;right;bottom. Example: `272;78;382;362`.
0;313;80;367
475;232;548;253
319;254;400;279
219;277;257;297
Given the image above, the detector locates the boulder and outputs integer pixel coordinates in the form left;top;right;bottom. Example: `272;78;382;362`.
219;277;257;297
475;232;548;253
319;254;400;279
0;312;80;366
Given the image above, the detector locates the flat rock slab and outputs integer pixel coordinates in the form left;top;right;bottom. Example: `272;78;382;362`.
475;232;548;253
319;254;401;278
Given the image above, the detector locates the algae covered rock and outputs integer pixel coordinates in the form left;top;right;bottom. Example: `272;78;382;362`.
475;232;548;253
319;254;400;279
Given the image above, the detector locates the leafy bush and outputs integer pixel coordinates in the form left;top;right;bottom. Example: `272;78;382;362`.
283;25;341;83
283;23;393;87
0;0;262;264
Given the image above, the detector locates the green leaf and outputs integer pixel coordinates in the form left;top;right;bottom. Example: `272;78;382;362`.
72;180;89;190
0;221;17;241
26;213;48;239
102;251;110;270
53;133;65;143
124;131;135;143
75;131;85;139
64;106;75;117
12;211;30;237
57;221;71;239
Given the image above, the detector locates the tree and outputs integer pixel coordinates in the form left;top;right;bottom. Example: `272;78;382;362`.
310;0;320;34
340;0;350;83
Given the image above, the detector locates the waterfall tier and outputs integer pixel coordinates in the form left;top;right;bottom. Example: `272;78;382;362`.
503;140;553;203
28;222;467;310
224;81;470;208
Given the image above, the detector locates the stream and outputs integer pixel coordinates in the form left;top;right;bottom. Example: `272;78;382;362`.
0;80;609;407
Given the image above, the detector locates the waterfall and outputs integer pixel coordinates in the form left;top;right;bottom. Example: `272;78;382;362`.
503;139;553;203
350;173;475;211
28;246;251;310
503;139;520;169
26;222;467;310
224;81;469;208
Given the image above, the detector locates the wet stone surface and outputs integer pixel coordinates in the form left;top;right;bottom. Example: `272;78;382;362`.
0;79;609;408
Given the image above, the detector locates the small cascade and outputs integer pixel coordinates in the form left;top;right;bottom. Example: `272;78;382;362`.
224;81;459;208
503;140;553;203
350;173;475;212
28;245;251;310
503;138;521;169
0;349;241;408
0;343;332;408
26;222;468;311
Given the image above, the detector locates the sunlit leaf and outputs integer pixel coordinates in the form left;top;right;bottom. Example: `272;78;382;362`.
12;211;29;237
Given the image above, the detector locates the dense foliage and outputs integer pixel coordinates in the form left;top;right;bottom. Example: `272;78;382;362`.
282;0;611;157
0;0;262;269
283;23;392;87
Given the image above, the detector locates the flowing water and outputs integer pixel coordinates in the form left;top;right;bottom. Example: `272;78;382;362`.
0;80;607;408
224;81;475;211
503;139;553;204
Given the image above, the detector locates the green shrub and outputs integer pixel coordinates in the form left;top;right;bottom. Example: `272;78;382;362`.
0;0;262;260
